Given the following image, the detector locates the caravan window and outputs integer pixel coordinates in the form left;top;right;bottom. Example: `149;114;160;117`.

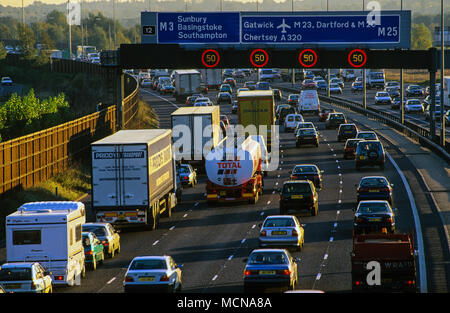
75;224;82;243
12;230;41;245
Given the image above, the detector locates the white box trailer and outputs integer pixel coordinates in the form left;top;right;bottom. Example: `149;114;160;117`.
91;129;178;230
443;77;450;108
6;201;86;287
171;106;221;168
199;68;222;89
172;69;202;101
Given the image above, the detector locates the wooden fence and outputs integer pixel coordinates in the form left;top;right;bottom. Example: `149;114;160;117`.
0;58;139;196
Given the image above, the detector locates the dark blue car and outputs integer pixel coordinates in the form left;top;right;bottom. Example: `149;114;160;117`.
356;176;393;205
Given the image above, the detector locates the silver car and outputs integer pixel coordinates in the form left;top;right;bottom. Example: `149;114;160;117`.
259;215;305;251
123;256;183;293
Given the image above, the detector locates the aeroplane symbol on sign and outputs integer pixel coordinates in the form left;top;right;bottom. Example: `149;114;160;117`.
277;19;291;33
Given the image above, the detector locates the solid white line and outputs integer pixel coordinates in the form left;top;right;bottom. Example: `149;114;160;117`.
386;152;427;293
107;277;116;284
140;88;179;108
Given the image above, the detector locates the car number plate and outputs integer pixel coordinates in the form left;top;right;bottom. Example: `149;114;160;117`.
369;218;382;222
359;156;365;160
369;189;379;192
4;283;21;289
220;191;227;196
138;276;155;282
291;195;303;199
345;131;353;134
272;231;287;235
259;271;276;275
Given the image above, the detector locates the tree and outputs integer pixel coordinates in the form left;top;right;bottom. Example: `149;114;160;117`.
412;23;432;50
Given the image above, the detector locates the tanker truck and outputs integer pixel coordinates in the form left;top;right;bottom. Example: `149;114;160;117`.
205;136;263;205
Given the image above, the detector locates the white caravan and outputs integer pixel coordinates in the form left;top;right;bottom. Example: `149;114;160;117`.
6;201;86;287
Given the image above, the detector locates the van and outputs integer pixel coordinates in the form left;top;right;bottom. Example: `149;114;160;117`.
6;201;86;286
298;90;320;115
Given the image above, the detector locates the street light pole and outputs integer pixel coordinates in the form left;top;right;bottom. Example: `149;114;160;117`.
440;0;446;146
400;0;404;125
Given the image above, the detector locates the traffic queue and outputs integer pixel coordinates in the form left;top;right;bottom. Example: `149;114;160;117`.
0;68;416;294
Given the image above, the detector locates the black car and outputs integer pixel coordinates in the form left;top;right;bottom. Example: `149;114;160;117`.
406;85;423;97
296;128;319;148
217;92;232;104
290;164;323;189
337;123;358;142
279;106;297;124
279;180;319;216
325;113;347;129
343;138;364;159
353;200;397;234
356;176;393;205
273;89;282;101
232;100;238;114
355;140;385;170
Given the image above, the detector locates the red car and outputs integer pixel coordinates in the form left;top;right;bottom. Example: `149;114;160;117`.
319;108;336;122
220;115;230;128
343;139;363;159
302;79;317;89
223;78;236;87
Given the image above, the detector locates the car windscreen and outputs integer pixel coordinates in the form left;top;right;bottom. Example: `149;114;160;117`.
0;267;32;281
248;252;288;265
357;202;390;214
345;140;361;148
298;129;316;136
358;133;377;139
282;183;312;194
130;259;167;270
294;115;303;122
360;177;388;187
82;226;106;237
293;166;317;174
178;166;189;173
358;142;382;152
263;218;295;228
340;125;355;130
330;114;344;120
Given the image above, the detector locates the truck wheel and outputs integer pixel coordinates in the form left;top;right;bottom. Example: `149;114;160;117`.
250;191;259;204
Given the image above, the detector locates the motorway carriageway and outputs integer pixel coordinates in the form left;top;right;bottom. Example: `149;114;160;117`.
40;75;450;293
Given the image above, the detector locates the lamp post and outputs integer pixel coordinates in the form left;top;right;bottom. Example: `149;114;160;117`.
440;0;446;146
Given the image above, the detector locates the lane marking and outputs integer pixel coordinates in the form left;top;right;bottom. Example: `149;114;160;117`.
152;240;159;246
316;273;322;280
228;255;233;261
140;88;179;108
386;152;427;293
241;238;246;244
212;275;218;281
169;226;175;231
183;213;188;218
107;277;116;284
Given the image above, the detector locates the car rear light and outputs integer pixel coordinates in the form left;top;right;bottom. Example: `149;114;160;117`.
244;270;254;276
30;282;36;290
386;217;393;223
380;187;390;193
160;275;170;282
277;270;290;276
54;276;64;281
354;280;362;286
290;175;297;180
260;230;267;237
102;241;109;246
358;187;369;193
183;176;188;180
407;280;415;286
86;251;93;255
124;276;134;283
356;217;364;223
292;229;298;237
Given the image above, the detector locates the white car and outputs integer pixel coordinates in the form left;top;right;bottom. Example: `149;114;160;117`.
258;215;305;251
0;262;53;293
123;256;183;293
1;77;13;86
375;92;392;104
284;114;304;132
405;99;424;113
329;83;342;94
140;78;153;88
194;97;213;106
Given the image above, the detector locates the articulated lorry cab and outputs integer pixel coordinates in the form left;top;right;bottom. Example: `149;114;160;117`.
205;137;263;204
351;233;417;293
91;129;179;230
6;201;86;287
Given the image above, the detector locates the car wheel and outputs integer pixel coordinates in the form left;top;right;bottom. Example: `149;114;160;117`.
117;243;121;254
110;246;115;259
92;258;97;271
99;252;105;265
380;163;385;170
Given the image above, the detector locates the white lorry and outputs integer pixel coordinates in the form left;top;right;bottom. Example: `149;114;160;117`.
172;69;202;101
298;89;320;115
91;129;179;230
6;201;86;287
171;106;221;169
366;69;386;89
200;69;222;90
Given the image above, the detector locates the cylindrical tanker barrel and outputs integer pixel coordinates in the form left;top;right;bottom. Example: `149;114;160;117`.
205;137;262;187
